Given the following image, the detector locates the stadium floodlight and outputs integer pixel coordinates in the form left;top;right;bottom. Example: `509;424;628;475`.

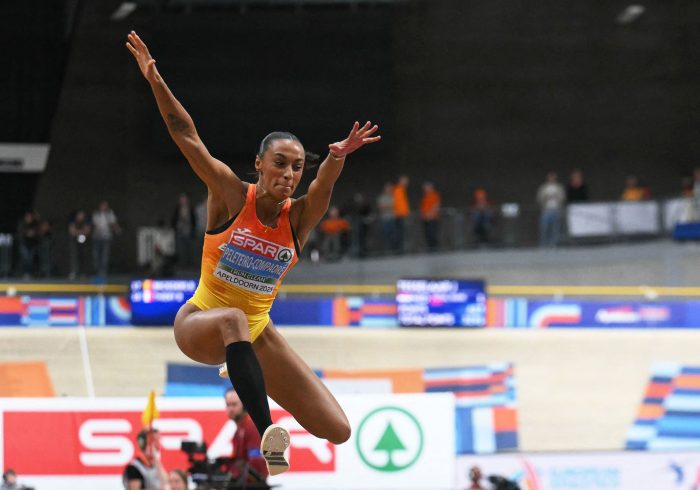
616;4;646;25
111;2;138;21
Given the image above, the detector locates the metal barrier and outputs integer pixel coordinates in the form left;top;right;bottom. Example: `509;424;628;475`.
136;227;176;266
315;198;697;259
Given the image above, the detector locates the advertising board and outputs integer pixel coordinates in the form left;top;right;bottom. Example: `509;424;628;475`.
1;394;455;490
397;279;486;327
457;451;700;490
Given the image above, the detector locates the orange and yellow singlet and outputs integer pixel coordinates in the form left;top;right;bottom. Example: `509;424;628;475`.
188;184;299;341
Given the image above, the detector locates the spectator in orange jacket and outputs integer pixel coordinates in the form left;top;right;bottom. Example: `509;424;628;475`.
420;182;441;251
392;175;410;253
621;175;649;201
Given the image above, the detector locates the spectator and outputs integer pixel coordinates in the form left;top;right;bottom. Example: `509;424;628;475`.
348;193;371;258
122;429;168;489
694;167;700;218
194;194;208;253
68;210;92;280
621;175;648;201
92;200;120;278
150;218;176;277
167;469;188;490
537;172;565;247
464;465;486;490
17;211;39;278
678;177;698;223
420;182;441;251
470;187;495;245
566;169;589;203
319;206;350;261
681;176;694;198
0;469;31;490
393;175;410;253
172;193;197;271
0;232;11;278
376;182;395;253
1;469;17;490
224;388;268;485
37;219;53;277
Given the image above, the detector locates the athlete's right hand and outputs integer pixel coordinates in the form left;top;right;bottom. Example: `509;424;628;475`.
126;31;159;83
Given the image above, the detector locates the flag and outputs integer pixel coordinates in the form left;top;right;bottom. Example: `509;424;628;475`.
141;390;159;428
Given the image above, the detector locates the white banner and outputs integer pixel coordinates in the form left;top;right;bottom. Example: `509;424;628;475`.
270;393;455;489
457;451;700;490
0;143;49;173
567;203;613;237
614;201;660;235
0;394;455;490
568;201;664;237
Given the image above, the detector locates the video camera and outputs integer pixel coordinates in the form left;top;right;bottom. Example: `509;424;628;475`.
180;440;272;489
488;474;521;490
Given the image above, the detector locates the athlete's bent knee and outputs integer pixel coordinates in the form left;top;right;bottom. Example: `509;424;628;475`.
219;308;249;343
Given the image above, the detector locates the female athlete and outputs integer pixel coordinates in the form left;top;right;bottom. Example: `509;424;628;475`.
126;31;380;476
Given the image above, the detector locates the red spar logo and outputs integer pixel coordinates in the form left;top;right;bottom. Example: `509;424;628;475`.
2;409;334;475
230;231;287;259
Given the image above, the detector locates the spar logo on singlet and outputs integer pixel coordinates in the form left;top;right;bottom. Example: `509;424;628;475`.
230;230;294;263
213;229;294;295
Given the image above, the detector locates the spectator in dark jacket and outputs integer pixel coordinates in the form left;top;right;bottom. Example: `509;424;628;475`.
566;169;589;203
172;193;197;270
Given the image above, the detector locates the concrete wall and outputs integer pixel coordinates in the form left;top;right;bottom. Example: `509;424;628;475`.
33;2;396;272
32;1;700;271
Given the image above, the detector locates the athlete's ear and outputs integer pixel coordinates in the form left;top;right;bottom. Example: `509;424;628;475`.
254;156;262;173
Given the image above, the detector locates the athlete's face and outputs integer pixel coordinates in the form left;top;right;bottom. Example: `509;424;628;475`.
255;139;305;200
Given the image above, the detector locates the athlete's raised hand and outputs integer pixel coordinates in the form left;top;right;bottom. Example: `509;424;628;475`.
126;31;159;83
328;121;381;158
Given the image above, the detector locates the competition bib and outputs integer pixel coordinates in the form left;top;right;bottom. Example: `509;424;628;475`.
213;228;294;295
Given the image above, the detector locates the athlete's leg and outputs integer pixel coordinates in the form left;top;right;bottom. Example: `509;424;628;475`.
174;303;250;364
254;322;351;445
174;303;273;437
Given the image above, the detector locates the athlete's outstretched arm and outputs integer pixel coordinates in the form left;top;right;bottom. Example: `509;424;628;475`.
125;31;244;200
294;121;380;243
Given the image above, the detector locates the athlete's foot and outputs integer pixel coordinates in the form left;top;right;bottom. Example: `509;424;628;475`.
218;363;228;379
261;424;291;476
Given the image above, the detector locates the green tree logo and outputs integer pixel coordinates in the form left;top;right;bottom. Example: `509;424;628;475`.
373;422;406;471
356;406;424;472
277;248;293;262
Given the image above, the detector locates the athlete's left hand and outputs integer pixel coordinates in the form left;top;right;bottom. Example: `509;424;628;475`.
328;121;381;158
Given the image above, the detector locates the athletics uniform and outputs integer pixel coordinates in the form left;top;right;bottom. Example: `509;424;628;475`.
188;183;300;341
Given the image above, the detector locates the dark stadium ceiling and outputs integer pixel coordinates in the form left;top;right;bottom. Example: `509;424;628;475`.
130;0;404;7
112;0;405;18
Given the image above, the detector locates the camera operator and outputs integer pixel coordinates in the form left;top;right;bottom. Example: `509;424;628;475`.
464;465;485;490
1;469;33;490
224;388;268;485
123;428;169;490
167;469;189;490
